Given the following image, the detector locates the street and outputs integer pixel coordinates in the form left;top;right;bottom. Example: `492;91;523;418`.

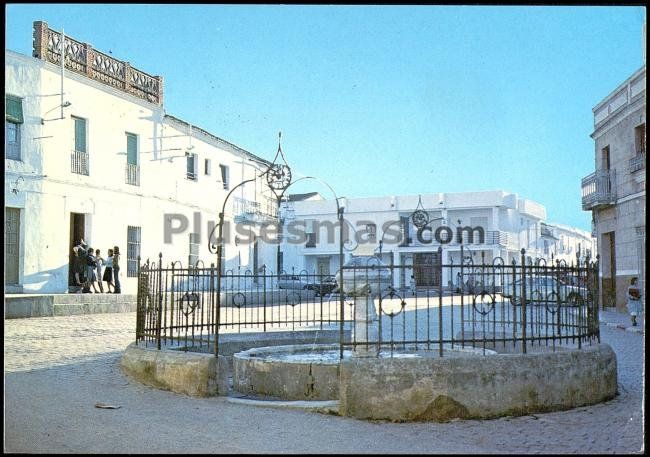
4;312;645;454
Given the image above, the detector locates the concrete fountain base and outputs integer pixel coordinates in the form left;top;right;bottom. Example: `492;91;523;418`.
338;343;617;422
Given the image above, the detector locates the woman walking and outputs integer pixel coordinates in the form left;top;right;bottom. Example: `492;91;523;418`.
103;248;115;293
95;249;105;293
113;246;121;294
627;277;643;327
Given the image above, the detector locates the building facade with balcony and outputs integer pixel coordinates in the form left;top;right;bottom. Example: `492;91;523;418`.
582;64;646;310
5;22;278;294
279;190;593;290
540;222;596;265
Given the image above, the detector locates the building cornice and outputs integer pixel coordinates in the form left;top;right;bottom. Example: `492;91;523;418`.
163;114;271;167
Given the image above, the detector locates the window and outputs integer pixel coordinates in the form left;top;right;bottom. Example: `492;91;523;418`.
71;116;88;175
126;133;138;165
601;146;610;170
306;220;316;247
187;153;197;180
306;232;317;248
635;124;646;155
204;158;211;175
189;233;200;267
365;223;377;243
125;132;139;185
5;95;23;160
73;116;87;153
399;216;411;247
127;226;141;277
220;164;229;190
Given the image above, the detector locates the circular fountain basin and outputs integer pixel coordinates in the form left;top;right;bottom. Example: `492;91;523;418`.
233;343;496;401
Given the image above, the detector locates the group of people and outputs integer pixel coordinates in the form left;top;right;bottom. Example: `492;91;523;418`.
72;239;121;294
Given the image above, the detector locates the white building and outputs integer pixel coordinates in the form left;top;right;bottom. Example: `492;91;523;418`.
279;190;596;290
540;222;597;266
5;22;278;294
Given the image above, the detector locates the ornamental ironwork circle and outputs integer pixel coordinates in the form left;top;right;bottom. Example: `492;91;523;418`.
472;291;495;315
411;210;429;229
376;289;407;318
233;292;247;308
180;292;200;317
266;164;292;191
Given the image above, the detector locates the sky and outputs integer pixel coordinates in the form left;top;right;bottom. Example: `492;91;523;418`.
5;4;646;231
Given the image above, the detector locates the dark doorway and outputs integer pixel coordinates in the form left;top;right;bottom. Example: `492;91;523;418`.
69;213;85;286
413;252;441;287
601;231;616;308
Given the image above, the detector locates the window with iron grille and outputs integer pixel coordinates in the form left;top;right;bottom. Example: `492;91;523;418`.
220;164;229;190
127;226;141;277
5;95;23;161
189;233;200;267
71;116;89;175
125;132;139;185
187;153;197;180
365;223;377;243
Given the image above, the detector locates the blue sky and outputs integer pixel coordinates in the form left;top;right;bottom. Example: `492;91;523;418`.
5;5;646;231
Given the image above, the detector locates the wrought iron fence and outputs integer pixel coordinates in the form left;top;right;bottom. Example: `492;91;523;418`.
135;250;599;357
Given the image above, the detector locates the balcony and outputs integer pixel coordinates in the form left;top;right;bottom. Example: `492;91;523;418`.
125;163;140;186
410;229;510;247
233;197;278;224
71;150;89;175
581;169;616;210
628;151;645;173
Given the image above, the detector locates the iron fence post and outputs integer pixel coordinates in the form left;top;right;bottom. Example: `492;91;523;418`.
263;265;267;332
210;262;215;352
339;206;345;359
214;212;224;357
594;255;601;343
136;255;141;344
520;249;527;354
438;246;444;357
156;253;163;351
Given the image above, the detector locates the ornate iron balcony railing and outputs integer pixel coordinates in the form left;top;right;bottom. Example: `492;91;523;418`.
126;163;140;186
233;196;278;223
71;150;89;175
628;151;645;173
581;169;616;210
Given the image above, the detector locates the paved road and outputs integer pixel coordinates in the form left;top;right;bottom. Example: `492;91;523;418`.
4;312;645;454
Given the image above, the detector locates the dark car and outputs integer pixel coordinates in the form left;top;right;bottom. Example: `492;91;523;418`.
305;275;338;296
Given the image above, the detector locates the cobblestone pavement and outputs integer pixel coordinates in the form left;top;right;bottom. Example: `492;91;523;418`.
4;312;645;454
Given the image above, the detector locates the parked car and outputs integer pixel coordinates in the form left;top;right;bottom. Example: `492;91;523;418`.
276;274;309;290
305;275;339;296
503;276;585;305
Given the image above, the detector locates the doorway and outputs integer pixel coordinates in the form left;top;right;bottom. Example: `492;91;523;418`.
69;213;85;286
413;252;441;287
316;257;331;276
601;231;616;308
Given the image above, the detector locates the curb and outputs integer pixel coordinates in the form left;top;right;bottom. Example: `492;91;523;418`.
226;397;340;414
600;320;644;334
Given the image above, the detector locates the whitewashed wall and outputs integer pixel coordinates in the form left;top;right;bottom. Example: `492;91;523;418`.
5;50;277;294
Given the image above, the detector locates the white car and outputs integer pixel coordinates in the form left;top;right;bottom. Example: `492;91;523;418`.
276;274;309;290
503;276;585;305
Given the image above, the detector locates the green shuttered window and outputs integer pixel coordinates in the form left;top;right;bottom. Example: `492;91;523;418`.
73;117;87;153
5;95;23;124
126;132;138;165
